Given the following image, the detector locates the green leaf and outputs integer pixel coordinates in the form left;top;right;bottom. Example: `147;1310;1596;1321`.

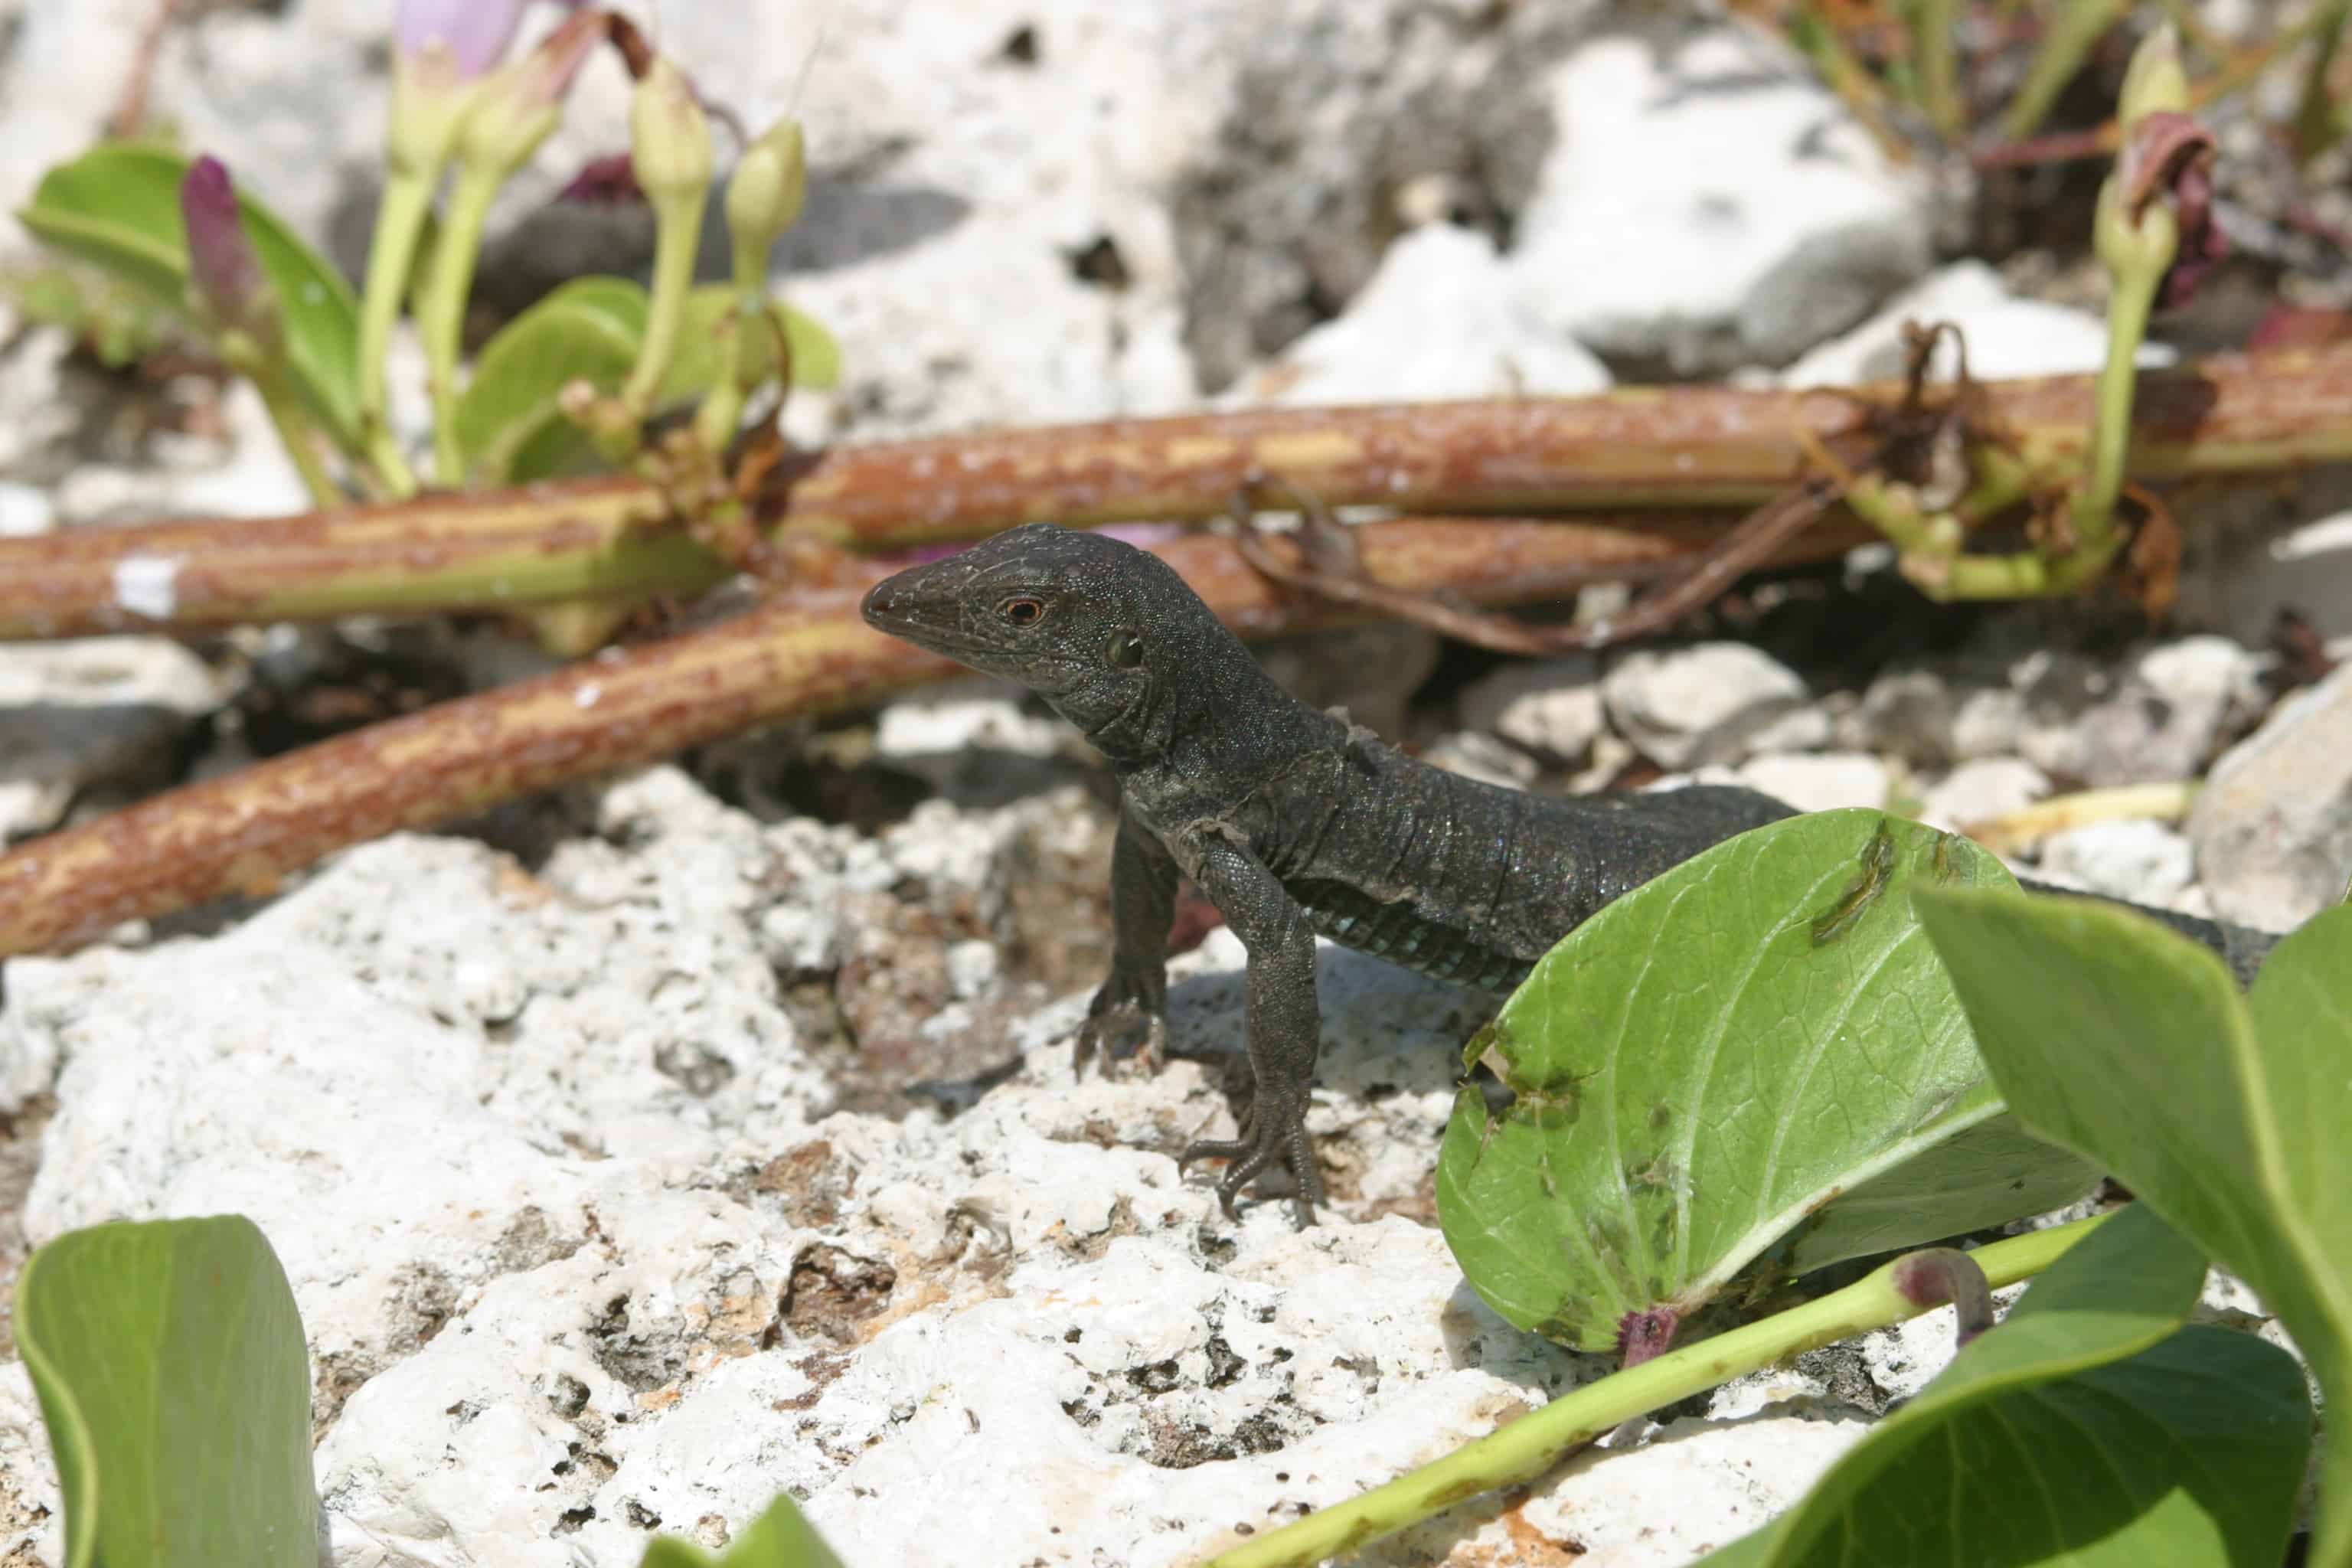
18;143;363;449
640;1493;848;1567
16;1214;318;1568
451;276;649;485
452;279;842;486
1704;1326;2310;1568
675;285;843;394
1916;892;2352;1564
1779;1112;2099;1278
1438;810;2018;1351
1701;1203;2300;1564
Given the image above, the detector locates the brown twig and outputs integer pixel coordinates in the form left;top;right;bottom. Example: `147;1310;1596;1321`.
1229;479;1847;652
1226;318;2013;648
105;0;184;140
0;516;1878;959
11;346;2352;641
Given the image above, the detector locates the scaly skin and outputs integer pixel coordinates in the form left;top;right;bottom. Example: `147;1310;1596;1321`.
861;523;2278;1223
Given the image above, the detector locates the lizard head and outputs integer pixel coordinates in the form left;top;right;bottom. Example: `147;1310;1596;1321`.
860;521;1222;758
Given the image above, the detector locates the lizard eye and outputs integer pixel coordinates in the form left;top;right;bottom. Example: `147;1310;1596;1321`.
999;596;1047;627
1106;629;1144;668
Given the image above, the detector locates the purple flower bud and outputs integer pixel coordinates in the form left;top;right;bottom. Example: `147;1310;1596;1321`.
2118;110;2226;312
178;155;273;338
395;0;529;80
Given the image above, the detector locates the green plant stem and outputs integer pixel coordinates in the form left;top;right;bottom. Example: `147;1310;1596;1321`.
691;322;750;456
354;168;435;499
2001;0;2132;142
416;162;505;487
693;232;773;456
1784;2;1912;164
611;187;707;450
1198;1216;2105;1568
2297;0;2352;158
2074;214;2167;570
251;367;343;510
1912;0;1965;143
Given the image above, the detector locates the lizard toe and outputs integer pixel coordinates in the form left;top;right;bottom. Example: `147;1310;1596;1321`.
1073;997;1170;1080
1178;1135;1253;1168
1182;1099;1319;1223
1134;1013;1168;1075
1214;1139;1284;1213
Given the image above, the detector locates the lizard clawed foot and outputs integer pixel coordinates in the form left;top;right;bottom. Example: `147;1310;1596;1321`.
1180;1095;1325;1227
1073;988;1168;1079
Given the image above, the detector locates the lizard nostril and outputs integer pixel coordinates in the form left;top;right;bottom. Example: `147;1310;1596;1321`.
862;584;895;619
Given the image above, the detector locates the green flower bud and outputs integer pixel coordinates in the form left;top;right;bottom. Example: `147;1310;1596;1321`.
456;10;604;179
628;57;714;207
2117;24;2188;130
725;117;808;260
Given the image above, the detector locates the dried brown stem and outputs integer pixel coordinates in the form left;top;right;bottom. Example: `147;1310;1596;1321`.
10;346;2352;641
0;516;1872;959
763;348;2352;541
106;0;184;139
1234;483;1847;653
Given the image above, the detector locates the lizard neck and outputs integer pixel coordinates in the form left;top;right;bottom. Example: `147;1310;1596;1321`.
1104;644;1344;807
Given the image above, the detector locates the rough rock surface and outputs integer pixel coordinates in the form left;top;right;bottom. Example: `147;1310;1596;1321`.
1780;259;2176;387
0;0;1620;439
0;636;224;843
0;764;1957;1568
2012;639;2265;788
1917;756;2053;834
1225;223;1611;407
2206;506;2352;657
1456;654;1607;764
1602;642;1821;770
2190;662;2352;932
0;2;2336;1563
2040;818;2199;910
1512;28;1934;374
1734;752;1892;815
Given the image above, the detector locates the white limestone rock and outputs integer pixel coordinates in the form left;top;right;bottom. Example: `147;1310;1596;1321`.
1917;757;2053;834
2207;505;2352;658
1839;668;1956;767
0;760;2084;1568
0;483;53;538
1781;260;2177;387
1458;654;1606;763
0;635;225;842
54;379;312;524
1513;28;1936;374
2040;819;2198;909
1602;643;1817;770
1227;224;1610;407
1421;730;1541;791
1737;752;1891;815
2190;662;2352;933
2013;638;2263;787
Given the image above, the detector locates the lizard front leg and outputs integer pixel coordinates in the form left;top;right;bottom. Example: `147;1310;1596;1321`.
1076;804;1178;1076
1176;831;1325;1224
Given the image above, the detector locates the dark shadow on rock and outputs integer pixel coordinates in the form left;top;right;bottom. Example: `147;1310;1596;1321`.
1159;942;1497;1166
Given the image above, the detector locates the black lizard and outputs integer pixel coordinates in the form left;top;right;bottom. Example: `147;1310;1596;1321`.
861;522;2279;1222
